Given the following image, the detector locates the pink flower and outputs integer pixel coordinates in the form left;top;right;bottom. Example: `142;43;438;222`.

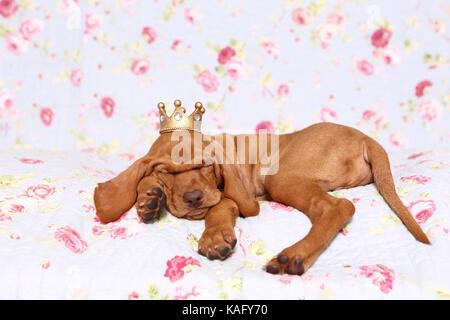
85;13;102;34
147;109;160;130
164;256;200;282
9;204;24;214
128;292;140;300
291;8;312;26
40;108;54;126
277;84;289;96
320;107;338;123
360;264;395;294
408;200;436;224
218;46;236;65
171;39;183;51
375;115;389;130
5;32;28;56
268;202;295;212
101;97;115;118
316;23;338;44
400;175;431;185
92;225;104;236
262;41;279;57
362;110;376;121
54;226;88;254
326;12;345;26
184;8;202;24
24;184;55;200
389;132;407;147
108;225;128;239
0;0;18;18
356;60;374;75
196;70;219;92
20;158;43;164
431;20;446;35
377;45;401;66
211;111;227;129
70;69;83;87
418;99;443;121
19;19;44;40
255;121;275;134
415;80;433;98
131;59;150;75
225;58;245;80
142;26;157;44
371;28;391;48
0;88;15;110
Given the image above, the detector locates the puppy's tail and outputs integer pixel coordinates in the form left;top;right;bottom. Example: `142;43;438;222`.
364;139;431;244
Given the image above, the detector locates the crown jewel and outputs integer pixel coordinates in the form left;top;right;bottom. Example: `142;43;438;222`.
158;99;205;134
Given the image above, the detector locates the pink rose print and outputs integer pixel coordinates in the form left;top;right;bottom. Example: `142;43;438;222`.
389;132;408;147
54;226;88;254
362;110;376;121
376;45;401;66
20;158;43;164
326;12;345;26
40;108;54;126
196;70;219;92
5;32;28;56
400;175;431;185
171;39;183;51
291;8;312;26
375;115;389;131
19;19;44;40
210;110;227;129
184;8;202;24
360;264;395;294
415;80;432;98
418;99;443;121
85;13;102;34
277;84;289;96
218;46;236;65
356;60;374;76
316;23;338;44
225;58;245;80
70;69;83;87
268;202;295;212
0;88;15;111
128;292;140;300
131;58;150;75
24;184;55;200
320;107;338;123
255;121;275;134
142;26;157;44
0;0;18;18
371;28;391;48
101;97;115;118
408;199;436;224
9;204;24;214
147;109;160;130
262;41;279;57
164;256;200;283
173;286;200;300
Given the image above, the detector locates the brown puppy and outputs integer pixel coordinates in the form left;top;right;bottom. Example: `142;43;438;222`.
94;122;430;276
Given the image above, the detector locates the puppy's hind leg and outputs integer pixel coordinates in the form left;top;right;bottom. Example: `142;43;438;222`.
265;179;355;276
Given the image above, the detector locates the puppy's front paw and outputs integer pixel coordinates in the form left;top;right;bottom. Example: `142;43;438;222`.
198;224;237;260
136;187;166;223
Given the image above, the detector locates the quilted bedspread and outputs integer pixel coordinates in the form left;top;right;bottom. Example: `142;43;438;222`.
1;147;449;300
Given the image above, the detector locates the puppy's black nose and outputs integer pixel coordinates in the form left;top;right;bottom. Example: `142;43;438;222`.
183;189;204;208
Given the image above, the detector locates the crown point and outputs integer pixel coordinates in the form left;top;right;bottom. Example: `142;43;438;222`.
157;102;165;109
195;102;203;109
174;99;182;107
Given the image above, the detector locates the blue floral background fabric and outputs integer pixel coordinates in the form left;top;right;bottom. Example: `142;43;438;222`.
0;0;449;299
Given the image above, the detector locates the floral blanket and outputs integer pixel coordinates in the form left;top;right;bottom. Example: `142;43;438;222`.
1;147;449;300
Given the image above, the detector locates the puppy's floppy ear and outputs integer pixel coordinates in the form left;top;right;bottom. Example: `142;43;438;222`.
219;164;259;217
94;157;149;223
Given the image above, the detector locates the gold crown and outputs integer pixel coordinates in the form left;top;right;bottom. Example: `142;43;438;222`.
158;99;205;134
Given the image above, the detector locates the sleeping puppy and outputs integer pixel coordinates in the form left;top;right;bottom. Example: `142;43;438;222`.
94;122;430;276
